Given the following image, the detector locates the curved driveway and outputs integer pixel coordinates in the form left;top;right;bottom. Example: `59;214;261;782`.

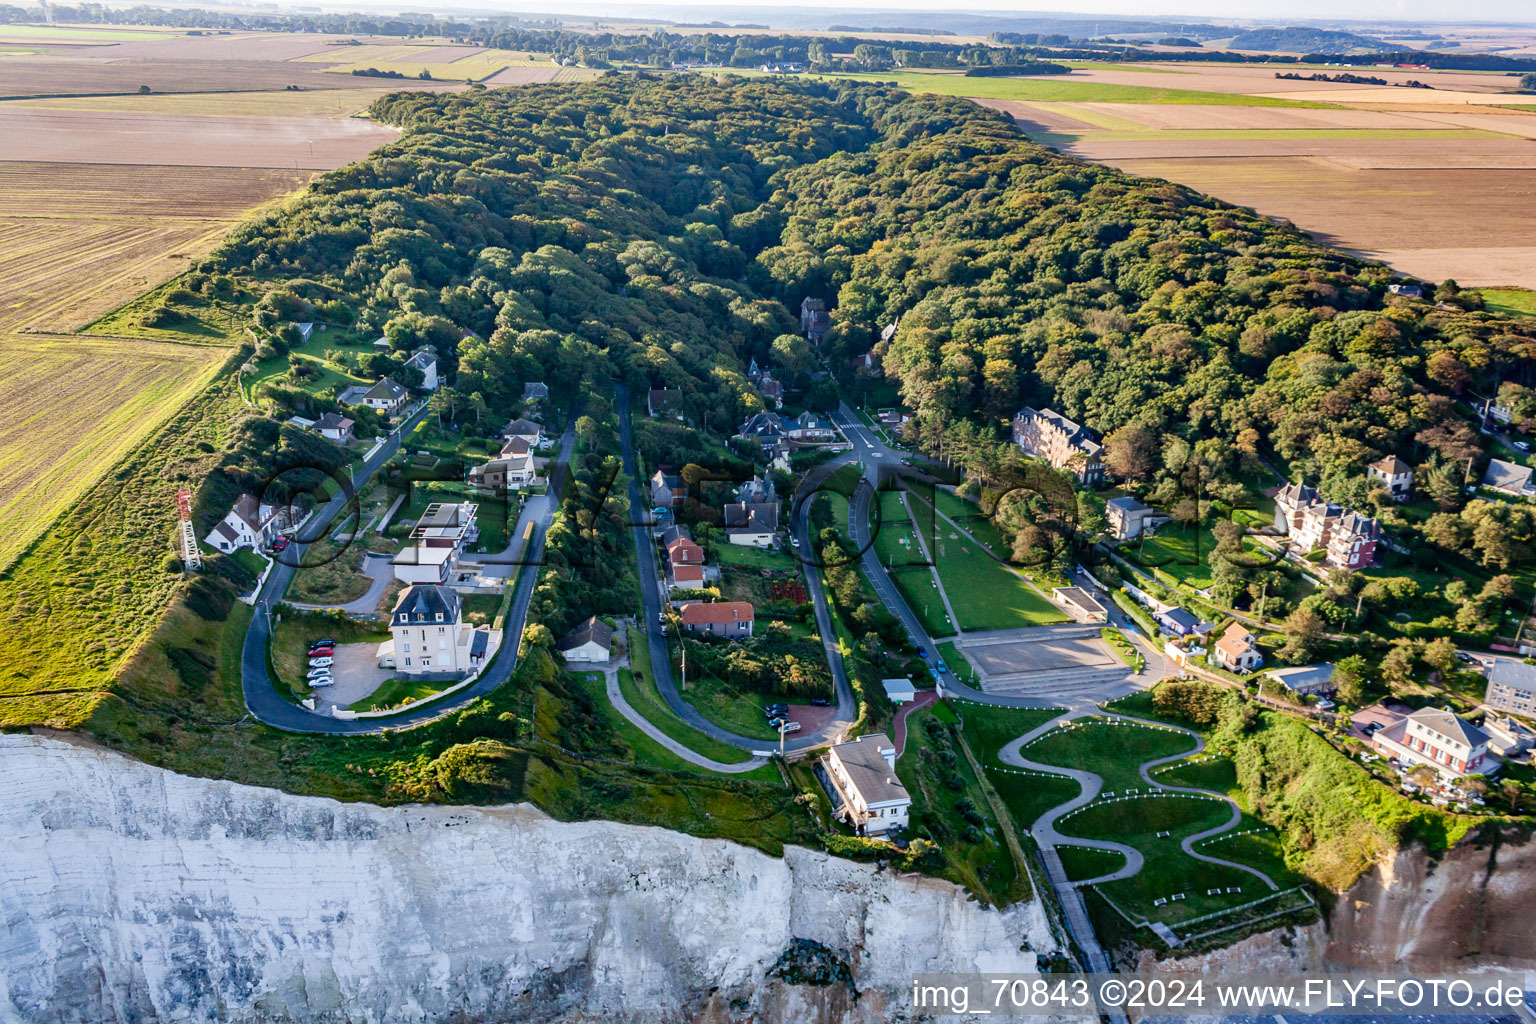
615;385;853;755
240;409;576;735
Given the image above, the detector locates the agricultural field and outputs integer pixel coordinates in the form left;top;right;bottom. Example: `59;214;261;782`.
0;162;310;334
0;335;229;572
958;60;1536;289
13;88;388;118
0;107;398;168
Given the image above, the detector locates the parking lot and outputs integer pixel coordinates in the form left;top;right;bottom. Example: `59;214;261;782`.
311;643;391;714
960;628;1119;680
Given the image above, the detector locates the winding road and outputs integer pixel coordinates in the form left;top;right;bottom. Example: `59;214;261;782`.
615;384;856;755
239;408;576;735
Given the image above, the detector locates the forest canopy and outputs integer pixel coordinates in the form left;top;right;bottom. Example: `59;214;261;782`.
208;74;1535;508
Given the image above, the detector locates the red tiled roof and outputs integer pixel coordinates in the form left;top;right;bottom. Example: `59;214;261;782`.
680;601;753;625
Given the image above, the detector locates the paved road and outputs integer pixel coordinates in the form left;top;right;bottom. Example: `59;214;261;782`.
615;384;849;755
239;406;576;735
286;551;394;614
600;663;767;774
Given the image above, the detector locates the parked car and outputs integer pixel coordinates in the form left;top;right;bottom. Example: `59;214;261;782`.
309;676;334;688
1515;441;1531;452
935;660;948;674
778;721;802;735
810;697;830;707
272;536;291;552
767;716;786;729
310;638;336;649
307;669;332;681
308;657;333;668
308;646;334;657
1455;651;1477;664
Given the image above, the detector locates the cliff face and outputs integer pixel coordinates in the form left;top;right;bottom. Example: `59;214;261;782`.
1143;832;1536;975
0;735;1052;1024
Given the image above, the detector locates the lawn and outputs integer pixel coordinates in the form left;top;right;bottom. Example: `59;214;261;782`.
931;532;1069;631
243;328;371;406
1100;627;1140;668
285;535;375;605
460;593;502;626
1022;717;1195;793
929;489;1013;559
1058;844;1129;883
872;490;929;568
348;675;452;713
1482;287;1536;319
566;671;772;777
1062;795;1275;925
814;69;1335;107
888;565;955;636
1151;755;1240;800
678;671;805;742
622;628;760;766
1127;521;1217;589
715;543;796;570
956;702;1081;827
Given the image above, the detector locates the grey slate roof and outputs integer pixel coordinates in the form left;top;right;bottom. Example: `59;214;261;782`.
830;733;909;807
392;584;461;625
1406;706;1489;748
557;615;613;652
364;377;407;402
1484;458;1533;493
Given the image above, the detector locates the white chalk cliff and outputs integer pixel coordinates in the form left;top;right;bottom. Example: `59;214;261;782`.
0;734;1053;1023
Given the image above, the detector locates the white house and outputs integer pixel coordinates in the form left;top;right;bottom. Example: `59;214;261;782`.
403;350;439;390
204;493;282;553
823;733;911;836
391;502;478;585
1212;623;1263;674
1264;663;1334;696
1105;496;1167;541
312;411;355;444
1367;455;1413;501
556;616;612;664
1484;659;1536;717
882;678;916;704
382;584;466;676
724;501;778;547
1370;706;1493;780
361;377;408;415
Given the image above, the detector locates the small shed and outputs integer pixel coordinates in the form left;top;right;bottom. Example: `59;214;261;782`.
882;678;916;704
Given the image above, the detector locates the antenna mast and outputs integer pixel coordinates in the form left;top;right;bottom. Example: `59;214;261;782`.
176;490;202;571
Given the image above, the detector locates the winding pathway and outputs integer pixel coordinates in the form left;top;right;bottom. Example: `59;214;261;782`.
600;662;768;774
999;709;1278;892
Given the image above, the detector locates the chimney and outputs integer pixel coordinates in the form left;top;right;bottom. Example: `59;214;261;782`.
880;746;896;772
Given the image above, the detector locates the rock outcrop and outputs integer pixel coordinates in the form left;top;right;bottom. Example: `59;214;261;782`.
0;734;1052;1023
1143;830;1536;976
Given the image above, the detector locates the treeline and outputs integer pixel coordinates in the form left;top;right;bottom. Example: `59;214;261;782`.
965;62;1070;77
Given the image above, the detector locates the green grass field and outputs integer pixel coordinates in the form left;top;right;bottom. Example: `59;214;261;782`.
1023;717;1195;793
1062;795;1271;925
1152;755;1240;799
931;532;1069;631
815;69;1336;107
715;543;797;569
1058;844;1129;882
622;628;760;767
349;675;452;712
956;702;1080;827
938;640;978;684
1482;287;1536;318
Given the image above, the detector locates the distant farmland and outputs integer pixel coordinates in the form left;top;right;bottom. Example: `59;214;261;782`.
0;161;312;570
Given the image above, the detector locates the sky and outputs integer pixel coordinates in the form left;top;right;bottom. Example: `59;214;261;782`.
506;0;1536;23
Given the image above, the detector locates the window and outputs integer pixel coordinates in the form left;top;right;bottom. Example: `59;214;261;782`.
402;643;410;653
438;626;446;634
404;657;412;667
436;613;444;622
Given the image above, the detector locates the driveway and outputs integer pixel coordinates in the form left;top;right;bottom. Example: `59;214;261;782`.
287;551;395;615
